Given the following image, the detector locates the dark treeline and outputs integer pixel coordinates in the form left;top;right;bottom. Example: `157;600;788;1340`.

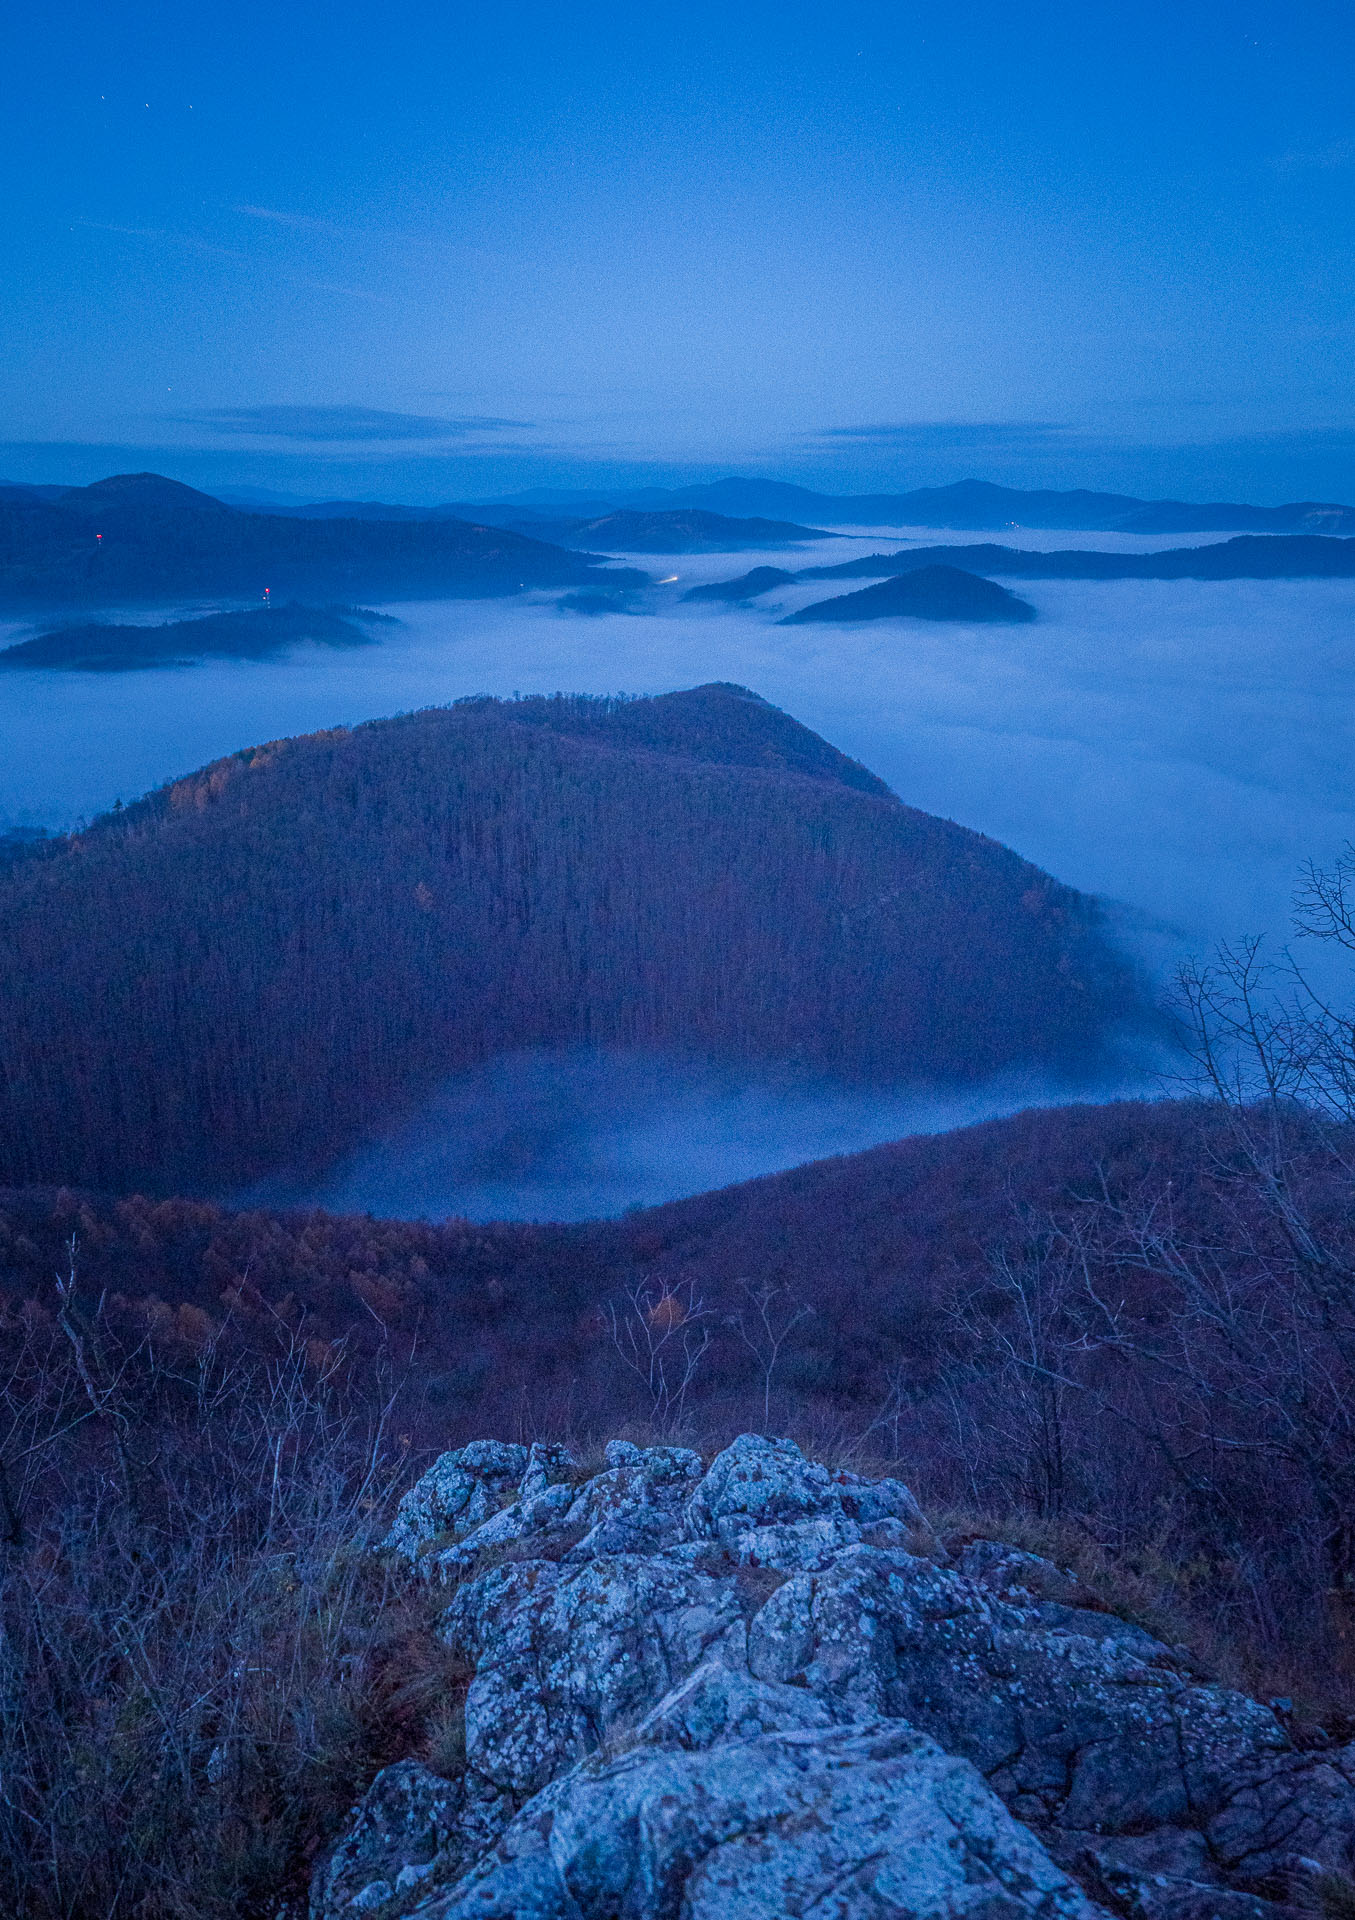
0;685;1139;1193
0;1101;1191;1421
0;472;637;606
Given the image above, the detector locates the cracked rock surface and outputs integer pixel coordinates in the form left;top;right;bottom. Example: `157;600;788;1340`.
316;1434;1355;1920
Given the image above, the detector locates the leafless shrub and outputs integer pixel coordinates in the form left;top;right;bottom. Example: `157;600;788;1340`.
0;1261;446;1920
604;1275;712;1433
730;1278;811;1428
938;848;1355;1714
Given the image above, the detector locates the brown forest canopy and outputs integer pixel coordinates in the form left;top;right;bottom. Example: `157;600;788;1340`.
0;684;1145;1194
0;1099;1220;1439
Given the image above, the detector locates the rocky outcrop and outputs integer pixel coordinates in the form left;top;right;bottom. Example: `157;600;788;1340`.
317;1435;1355;1920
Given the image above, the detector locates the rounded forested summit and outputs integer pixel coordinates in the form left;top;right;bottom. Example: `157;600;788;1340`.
783;564;1037;625
462;684;894;796
0;687;1145;1192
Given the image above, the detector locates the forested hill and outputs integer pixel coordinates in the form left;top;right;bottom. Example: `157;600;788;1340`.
793;532;1355;584
0;686;1143;1194
0;472;634;606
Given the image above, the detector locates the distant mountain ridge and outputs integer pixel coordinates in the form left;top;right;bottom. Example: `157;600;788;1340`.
0;472;639;607
688;533;1355;606
7;472;1352;540
472;474;1355;534
791;533;1355;583
484;508;837;552
0;602;389;671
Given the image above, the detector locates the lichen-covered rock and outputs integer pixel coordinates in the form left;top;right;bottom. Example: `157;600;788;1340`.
381;1443;529;1562
519;1441;576;1501
310;1761;485;1920
833;1466;932;1532
684;1431;843;1542
630;1655;835;1749
723;1512;864;1570
430;1484;577;1577
746;1542;1355;1911
1204;1743;1355;1881
564;1443;702;1528
442;1552;745;1796
415;1721;1110;1920
958;1539;1089;1603
747;1545;1284;1828
322;1435;1355;1920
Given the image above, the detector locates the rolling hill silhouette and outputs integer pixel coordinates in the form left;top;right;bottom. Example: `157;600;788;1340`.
0;473;637;606
783;566;1036;624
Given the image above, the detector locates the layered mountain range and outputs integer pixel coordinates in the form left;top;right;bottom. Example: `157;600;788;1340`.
792;532;1355;582
480;508;835;551
204;475;1355;535
5;475;1355;614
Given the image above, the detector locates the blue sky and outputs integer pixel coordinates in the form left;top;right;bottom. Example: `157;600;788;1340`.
4;1;1354;501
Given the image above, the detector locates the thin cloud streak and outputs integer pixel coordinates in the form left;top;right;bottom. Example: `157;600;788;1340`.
75;220;394;304
186;405;532;444
75;220;248;264
814;421;1075;449
234;204;358;238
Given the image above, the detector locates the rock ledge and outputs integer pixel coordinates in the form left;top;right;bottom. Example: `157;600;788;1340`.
313;1434;1355;1920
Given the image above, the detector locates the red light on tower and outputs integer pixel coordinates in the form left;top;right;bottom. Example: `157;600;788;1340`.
263;587;270;606
95;533;102;545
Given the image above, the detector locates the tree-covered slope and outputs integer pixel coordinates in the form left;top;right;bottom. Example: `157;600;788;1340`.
0;685;1142;1192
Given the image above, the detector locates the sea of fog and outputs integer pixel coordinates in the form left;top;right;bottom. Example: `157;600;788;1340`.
4;521;1353;1218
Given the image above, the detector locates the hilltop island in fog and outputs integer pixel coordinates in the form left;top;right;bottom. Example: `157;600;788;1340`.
0;601;392;670
783;564;1036;624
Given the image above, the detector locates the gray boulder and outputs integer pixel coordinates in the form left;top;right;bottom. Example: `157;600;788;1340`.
416;1721;1108;1920
747;1542;1355;1908
684;1431;847;1544
430;1484;577;1578
382;1443;529;1563
519;1441;577;1501
321;1435;1355;1920
310;1761;508;1920
442;1553;745;1796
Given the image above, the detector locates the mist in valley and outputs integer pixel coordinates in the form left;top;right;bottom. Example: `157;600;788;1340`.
4;524;1351;1217
243;1047;1161;1223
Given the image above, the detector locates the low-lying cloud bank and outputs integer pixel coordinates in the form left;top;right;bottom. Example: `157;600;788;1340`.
246;1048;1160;1223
